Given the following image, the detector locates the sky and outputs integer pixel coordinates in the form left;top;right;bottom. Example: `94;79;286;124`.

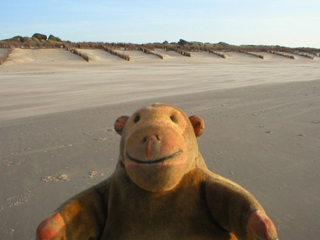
1;0;320;48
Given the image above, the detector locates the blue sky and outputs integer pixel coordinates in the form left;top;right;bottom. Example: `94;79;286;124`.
1;0;320;48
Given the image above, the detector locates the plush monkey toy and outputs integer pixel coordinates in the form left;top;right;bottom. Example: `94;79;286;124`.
37;103;278;240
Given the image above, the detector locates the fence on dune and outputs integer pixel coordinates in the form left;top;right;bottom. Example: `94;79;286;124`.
267;51;295;59
66;47;90;62
100;46;130;61
207;49;226;58
239;50;264;59
0;47;13;65
166;47;191;57
294;52;314;59
138;47;163;59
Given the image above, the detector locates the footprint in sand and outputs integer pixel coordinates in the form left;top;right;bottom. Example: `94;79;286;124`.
41;174;70;183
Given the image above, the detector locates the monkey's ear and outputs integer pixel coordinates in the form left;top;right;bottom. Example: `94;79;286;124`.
114;116;129;135
189;116;205;138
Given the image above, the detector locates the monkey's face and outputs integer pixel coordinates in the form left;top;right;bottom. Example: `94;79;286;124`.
114;103;204;192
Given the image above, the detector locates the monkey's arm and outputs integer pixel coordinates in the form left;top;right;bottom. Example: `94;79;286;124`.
36;181;109;240
205;176;278;240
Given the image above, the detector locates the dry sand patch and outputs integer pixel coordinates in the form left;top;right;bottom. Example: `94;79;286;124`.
190;51;225;59
154;48;188;59
121;50;161;61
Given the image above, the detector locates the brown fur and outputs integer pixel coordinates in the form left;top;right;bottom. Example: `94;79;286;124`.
37;103;278;240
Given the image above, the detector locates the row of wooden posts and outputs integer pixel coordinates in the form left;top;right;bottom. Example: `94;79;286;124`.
0;47;317;64
49;48;320;62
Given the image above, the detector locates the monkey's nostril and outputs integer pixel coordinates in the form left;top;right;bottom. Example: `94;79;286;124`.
143;137;147;143
156;135;160;141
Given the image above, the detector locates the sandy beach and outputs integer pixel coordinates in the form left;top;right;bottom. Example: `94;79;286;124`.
0;48;319;239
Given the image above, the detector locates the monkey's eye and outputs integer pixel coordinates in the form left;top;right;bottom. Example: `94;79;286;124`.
134;115;140;123
170;116;178;123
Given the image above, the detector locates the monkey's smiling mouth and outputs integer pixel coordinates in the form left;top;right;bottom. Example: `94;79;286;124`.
126;150;182;164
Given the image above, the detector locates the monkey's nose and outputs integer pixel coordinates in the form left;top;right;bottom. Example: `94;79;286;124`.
143;135;160;144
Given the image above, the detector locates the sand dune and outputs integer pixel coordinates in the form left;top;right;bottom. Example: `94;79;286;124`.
74;49;126;62
2;48;319;65
155;49;188;58
190;51;224;59
115;50;161;61
0;48;319;239
3;48;86;65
